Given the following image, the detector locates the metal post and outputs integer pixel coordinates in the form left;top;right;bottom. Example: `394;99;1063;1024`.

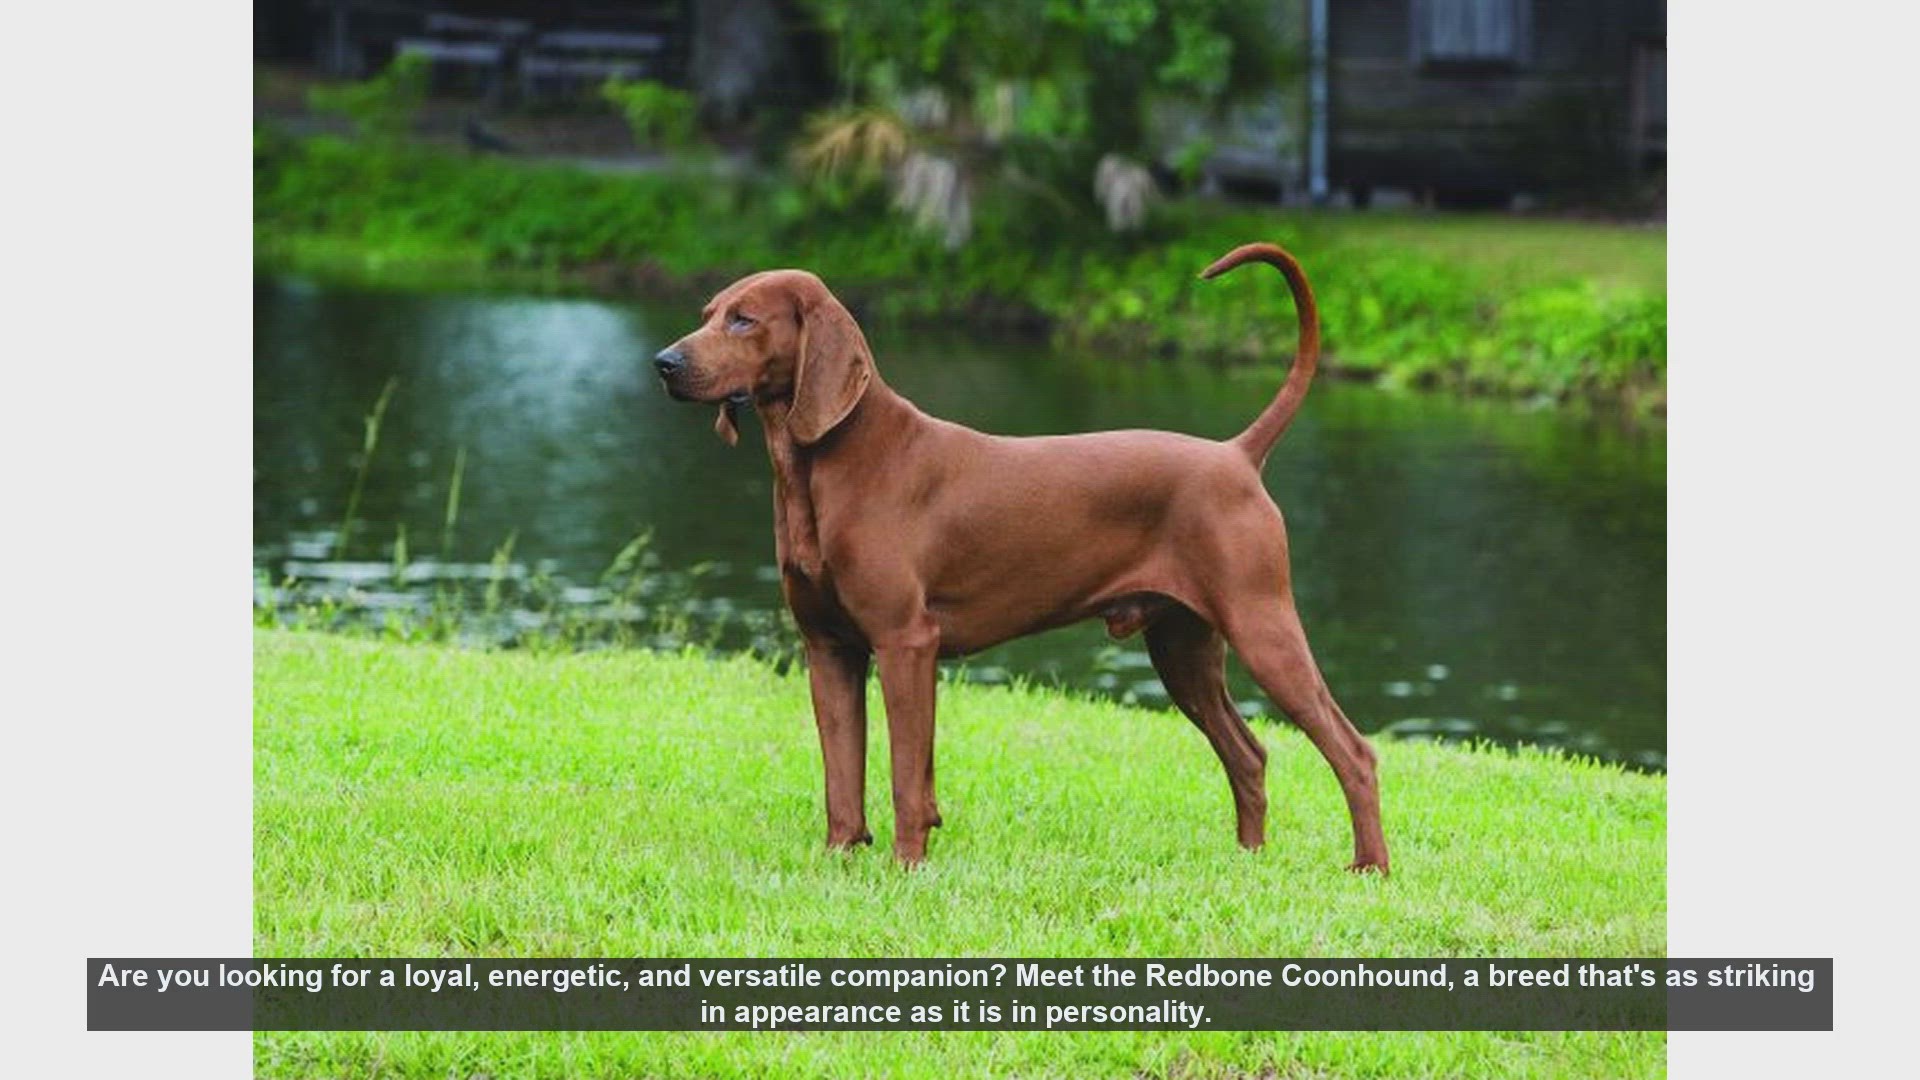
1308;0;1329;206
327;1;351;77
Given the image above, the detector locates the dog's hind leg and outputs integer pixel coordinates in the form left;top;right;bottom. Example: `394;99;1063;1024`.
1221;598;1389;873
1145;606;1269;850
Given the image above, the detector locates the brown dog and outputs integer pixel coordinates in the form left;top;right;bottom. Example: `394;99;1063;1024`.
654;243;1387;872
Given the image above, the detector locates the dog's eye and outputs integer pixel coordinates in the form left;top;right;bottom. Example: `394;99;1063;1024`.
727;313;756;333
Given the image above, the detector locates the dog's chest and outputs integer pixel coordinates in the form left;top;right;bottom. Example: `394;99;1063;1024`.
779;550;869;643
768;460;856;634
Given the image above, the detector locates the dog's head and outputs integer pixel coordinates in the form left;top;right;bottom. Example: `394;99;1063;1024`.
654;269;873;447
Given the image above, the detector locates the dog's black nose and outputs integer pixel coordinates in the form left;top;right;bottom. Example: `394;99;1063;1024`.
653;348;687;376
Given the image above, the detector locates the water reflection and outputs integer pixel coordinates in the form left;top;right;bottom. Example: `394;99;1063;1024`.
254;276;1666;770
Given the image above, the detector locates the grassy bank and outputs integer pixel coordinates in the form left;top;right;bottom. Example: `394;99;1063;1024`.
255;631;1665;1077
253;131;1665;405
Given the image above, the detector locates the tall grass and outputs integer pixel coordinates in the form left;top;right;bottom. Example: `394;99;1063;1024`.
259;415;789;661
438;444;465;561
332;376;396;559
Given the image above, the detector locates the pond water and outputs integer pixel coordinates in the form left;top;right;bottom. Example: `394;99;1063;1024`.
254;276;1666;769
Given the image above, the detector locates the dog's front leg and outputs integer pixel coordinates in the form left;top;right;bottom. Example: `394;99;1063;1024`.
805;639;873;849
875;629;941;865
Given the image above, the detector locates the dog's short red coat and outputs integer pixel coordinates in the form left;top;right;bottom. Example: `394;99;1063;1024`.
658;244;1388;871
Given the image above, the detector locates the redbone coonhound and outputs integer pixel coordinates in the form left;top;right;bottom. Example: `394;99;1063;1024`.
654;243;1387;872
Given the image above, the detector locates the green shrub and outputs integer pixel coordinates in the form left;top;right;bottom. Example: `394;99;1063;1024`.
601;78;699;151
306;53;429;144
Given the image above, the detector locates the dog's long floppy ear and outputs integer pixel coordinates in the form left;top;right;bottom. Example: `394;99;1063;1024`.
788;283;873;446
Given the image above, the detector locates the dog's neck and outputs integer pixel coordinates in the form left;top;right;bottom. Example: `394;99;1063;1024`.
754;374;914;584
755;397;822;581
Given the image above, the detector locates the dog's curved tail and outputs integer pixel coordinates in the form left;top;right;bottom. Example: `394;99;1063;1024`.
1199;242;1321;465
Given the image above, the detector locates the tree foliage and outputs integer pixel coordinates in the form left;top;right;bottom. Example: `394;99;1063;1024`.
804;0;1290;155
795;1;1292;243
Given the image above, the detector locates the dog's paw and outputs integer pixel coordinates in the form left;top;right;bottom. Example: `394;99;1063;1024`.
1346;857;1390;876
826;828;874;850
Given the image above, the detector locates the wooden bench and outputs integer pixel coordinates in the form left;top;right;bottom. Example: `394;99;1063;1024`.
519;29;671;98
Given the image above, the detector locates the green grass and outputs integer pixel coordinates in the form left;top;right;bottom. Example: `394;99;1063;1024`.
255;631;1665;1077
1318;213;1666;294
253;131;1665;405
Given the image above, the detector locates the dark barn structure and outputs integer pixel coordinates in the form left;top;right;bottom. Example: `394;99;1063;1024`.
257;1;832;127
257;1;693;91
1325;0;1664;205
